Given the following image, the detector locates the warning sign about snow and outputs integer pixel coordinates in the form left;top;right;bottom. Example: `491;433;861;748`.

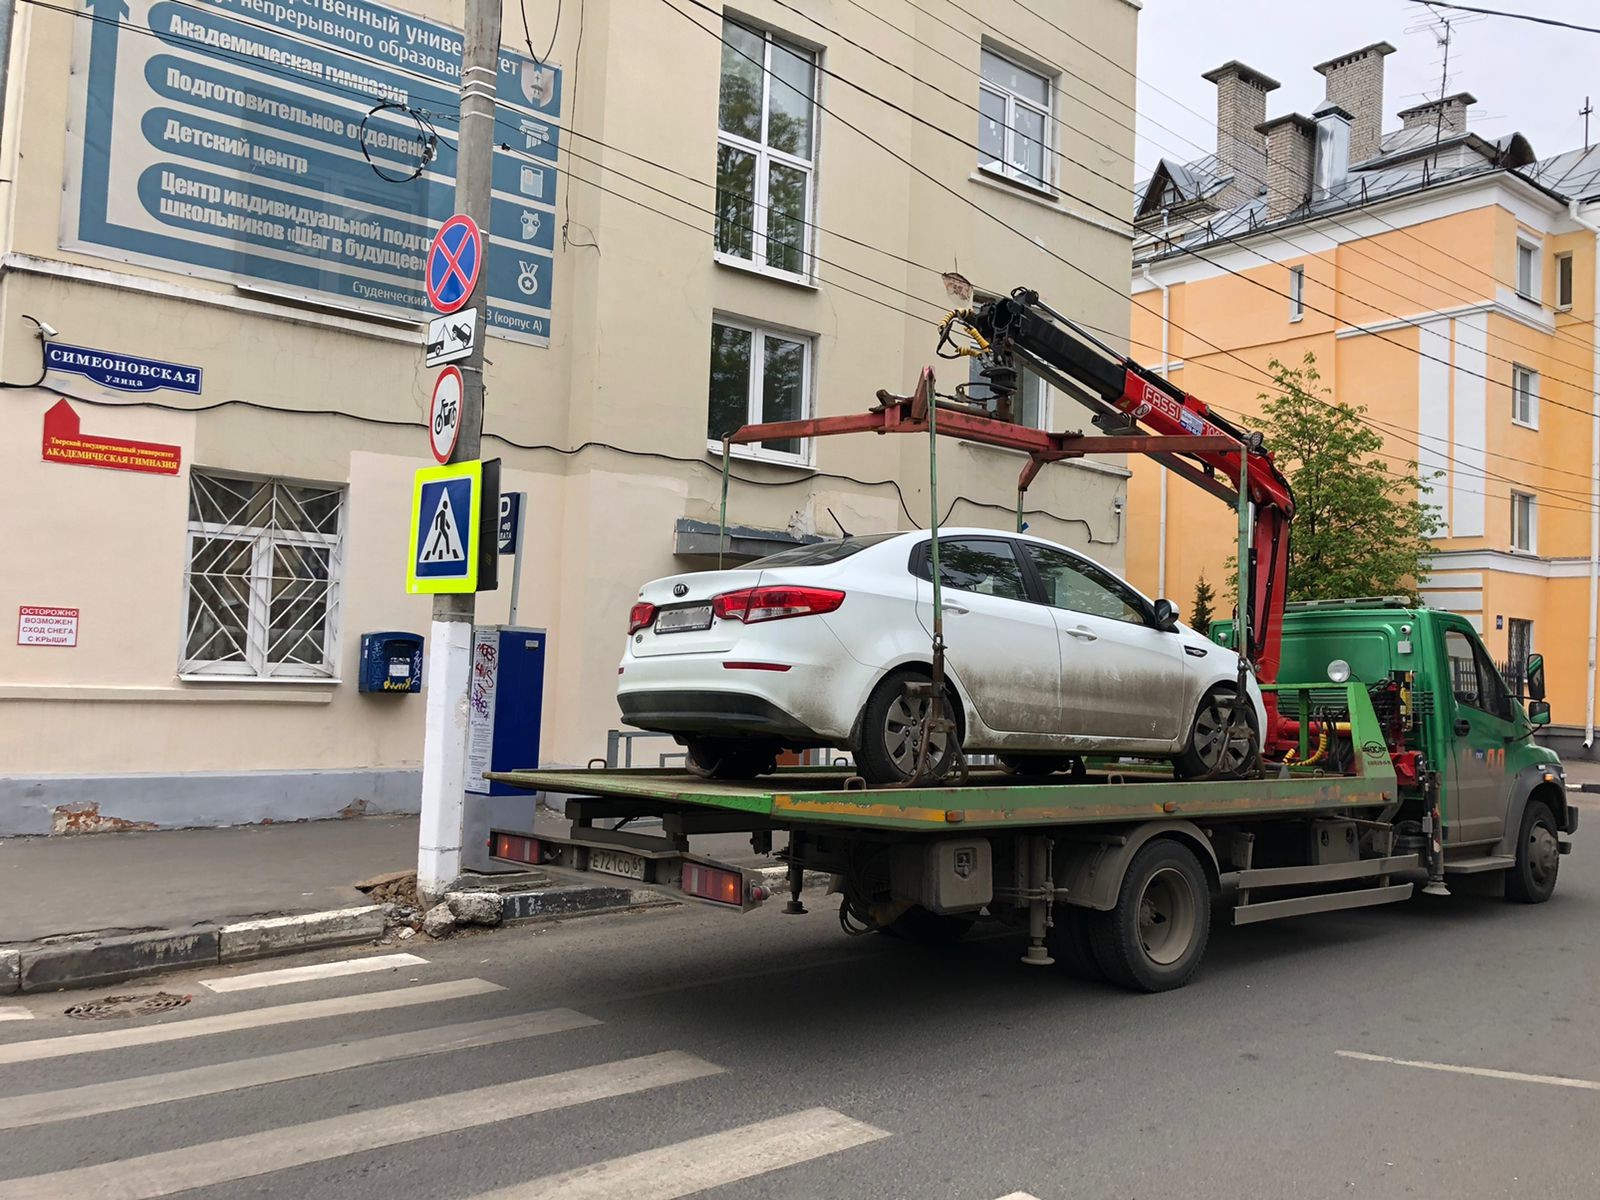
18;606;79;647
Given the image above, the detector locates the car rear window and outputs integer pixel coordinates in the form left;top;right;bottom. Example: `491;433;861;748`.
746;533;900;568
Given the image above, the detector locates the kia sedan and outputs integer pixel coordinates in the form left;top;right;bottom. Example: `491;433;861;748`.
617;529;1263;785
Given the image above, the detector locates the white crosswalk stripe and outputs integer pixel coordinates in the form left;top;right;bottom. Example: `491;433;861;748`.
475;1108;889;1199
198;951;429;992
0;1008;33;1023
0;977;502;1065
0;1051;724;1200
0;1008;599;1130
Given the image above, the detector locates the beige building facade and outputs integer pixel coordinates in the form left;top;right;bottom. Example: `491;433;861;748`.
0;0;1141;833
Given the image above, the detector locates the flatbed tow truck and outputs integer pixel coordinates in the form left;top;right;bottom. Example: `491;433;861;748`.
487;290;1578;992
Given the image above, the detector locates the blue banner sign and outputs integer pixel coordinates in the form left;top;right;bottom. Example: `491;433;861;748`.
45;341;204;394
64;0;561;345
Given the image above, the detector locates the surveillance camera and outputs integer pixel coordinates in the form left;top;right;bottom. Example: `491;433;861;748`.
38;321;58;338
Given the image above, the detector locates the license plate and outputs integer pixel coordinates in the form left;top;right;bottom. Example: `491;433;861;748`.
589;848;648;881
655;604;713;634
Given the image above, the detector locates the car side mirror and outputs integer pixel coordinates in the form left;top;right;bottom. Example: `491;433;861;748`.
1525;652;1545;702
1527;699;1551;727
1152;598;1179;632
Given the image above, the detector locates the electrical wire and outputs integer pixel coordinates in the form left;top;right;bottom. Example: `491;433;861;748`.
521;0;561;66
1407;1;1600;35
357;101;438;183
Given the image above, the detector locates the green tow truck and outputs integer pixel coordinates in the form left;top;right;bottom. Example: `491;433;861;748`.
488;294;1578;992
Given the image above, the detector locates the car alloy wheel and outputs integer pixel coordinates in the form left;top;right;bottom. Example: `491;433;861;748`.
882;691;950;778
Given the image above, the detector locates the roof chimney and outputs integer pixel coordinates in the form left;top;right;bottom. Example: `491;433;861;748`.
1313;102;1352;201
1257;113;1317;222
1201;60;1280;208
1397;92;1476;135
1314;42;1395;163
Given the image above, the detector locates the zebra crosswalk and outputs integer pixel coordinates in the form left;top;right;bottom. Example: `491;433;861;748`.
0;956;1040;1199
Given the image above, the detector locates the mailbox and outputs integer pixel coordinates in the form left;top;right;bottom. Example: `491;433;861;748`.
359;631;424;694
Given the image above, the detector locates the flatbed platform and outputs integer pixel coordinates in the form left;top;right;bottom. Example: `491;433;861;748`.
487;759;1398;833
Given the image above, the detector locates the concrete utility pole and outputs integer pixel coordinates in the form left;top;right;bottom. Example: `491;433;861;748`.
417;0;502;904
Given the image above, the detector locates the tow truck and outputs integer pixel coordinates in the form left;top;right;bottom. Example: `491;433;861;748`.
487;289;1577;992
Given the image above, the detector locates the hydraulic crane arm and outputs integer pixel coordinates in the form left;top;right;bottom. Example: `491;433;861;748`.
953;289;1295;695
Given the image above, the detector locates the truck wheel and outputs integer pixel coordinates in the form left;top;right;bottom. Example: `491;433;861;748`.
1088;839;1211;992
1045;903;1103;981
1173;687;1258;780
855;670;959;785
1506;799;1560;904
684;737;778;780
883;906;975;944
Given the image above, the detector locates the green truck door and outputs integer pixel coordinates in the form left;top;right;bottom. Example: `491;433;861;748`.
1441;626;1515;844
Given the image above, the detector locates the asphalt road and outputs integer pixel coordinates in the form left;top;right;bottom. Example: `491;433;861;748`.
3;829;1598;1200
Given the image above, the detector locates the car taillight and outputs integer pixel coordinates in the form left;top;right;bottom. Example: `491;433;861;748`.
628;601;656;634
712;586;845;624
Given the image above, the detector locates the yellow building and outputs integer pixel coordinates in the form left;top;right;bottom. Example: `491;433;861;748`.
1129;46;1600;752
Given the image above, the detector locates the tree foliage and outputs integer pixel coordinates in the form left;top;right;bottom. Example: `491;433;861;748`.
1245;355;1441;603
1189;571;1217;635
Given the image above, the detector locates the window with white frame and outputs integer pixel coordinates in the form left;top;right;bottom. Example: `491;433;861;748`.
1556;252;1574;310
714;19;816;280
978;47;1052;191
1515;238;1539;301
1288;264;1305;321
1512;364;1539;428
965;351;1050;430
706;319;812;463
1511;491;1537;553
182;472;345;678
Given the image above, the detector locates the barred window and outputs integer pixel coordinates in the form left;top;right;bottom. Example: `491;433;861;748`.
182;471;345;679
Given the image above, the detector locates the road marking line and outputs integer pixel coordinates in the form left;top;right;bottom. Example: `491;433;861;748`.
0;1051;722;1200
476;1107;889;1199
0;1008;599;1130
199;952;429;992
1337;1050;1600;1091
0;978;502;1066
994;1194;1045;1199
0;1008;34;1023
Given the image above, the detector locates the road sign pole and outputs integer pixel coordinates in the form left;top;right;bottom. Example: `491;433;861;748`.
508;496;526;625
417;0;502;906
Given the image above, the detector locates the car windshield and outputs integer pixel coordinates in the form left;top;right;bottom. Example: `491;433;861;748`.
746;533;900;568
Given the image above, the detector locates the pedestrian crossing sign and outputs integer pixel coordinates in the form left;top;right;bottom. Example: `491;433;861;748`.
407;461;482;594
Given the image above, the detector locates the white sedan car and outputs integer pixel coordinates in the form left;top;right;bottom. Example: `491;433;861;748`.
617;528;1263;784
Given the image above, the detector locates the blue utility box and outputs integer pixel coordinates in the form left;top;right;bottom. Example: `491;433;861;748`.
465;625;548;796
358;631;424;694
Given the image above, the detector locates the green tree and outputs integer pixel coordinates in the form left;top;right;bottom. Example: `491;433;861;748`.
1190;571;1217;635
1243;354;1441;602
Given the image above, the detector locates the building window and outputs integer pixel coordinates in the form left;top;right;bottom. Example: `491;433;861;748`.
966;356;1049;429
1515;238;1539;301
714;19;816;280
707;318;812;464
978;47;1052;191
1555;252;1574;310
1507;617;1534;698
1510;491;1537;553
1511;365;1539;428
1288;265;1305;321
182;472;345;679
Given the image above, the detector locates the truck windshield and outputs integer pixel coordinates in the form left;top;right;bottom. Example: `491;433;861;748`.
747;533;900;568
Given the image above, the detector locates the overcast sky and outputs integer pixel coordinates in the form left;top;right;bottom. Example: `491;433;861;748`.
1131;0;1596;179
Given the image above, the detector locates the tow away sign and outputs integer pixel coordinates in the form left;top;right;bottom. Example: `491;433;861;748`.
425;308;477;367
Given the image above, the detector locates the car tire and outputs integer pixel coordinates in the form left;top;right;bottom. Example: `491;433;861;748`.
855;670;960;785
1087;839;1211;993
1505;798;1560;904
882;905;975;944
1045;902;1103;981
683;737;779;780
1173;686;1259;781
999;754;1085;779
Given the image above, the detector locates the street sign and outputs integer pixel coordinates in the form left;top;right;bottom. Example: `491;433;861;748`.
425;214;483;314
425;308;478;367
498;492;522;554
407;461;482;594
428;366;464;463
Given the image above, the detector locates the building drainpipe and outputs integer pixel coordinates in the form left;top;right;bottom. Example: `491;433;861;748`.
1569;199;1600;749
1142;263;1171;600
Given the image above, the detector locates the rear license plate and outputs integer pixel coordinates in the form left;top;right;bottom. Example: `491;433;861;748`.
655;605;713;634
588;848;648;881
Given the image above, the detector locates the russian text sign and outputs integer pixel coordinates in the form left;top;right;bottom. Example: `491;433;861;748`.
41;399;182;475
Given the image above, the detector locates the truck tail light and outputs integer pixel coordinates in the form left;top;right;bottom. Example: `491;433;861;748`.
680;863;746;906
628;601;656;634
712;586;845;624
490;832;544;864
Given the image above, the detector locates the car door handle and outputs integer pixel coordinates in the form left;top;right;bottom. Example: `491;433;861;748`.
942;604;969;615
1454;718;1471;736
1066;626;1098;641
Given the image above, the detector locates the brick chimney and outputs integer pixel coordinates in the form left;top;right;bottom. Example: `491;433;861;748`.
1257;113;1317;222
1397;92;1476;135
1201;60;1280;208
1313;42;1395;163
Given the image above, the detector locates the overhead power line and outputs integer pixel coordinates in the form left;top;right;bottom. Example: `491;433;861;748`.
1407;1;1600;35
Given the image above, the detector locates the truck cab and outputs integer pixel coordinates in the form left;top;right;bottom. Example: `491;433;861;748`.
1224;598;1575;882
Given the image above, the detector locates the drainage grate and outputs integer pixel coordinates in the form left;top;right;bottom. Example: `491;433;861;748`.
64;992;193;1020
